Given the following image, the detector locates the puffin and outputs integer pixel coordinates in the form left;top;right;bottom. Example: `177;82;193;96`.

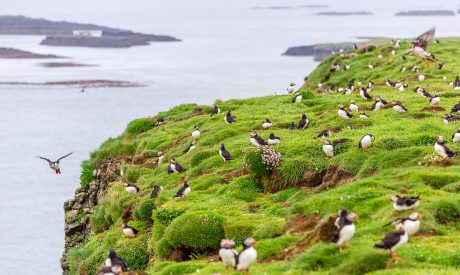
448;76;460;90
429;92;441;106
399;84;408;92
344;64;351;70
338;105;353;120
410;64;419;72
353;43;358;50
289;122;297;130
435;135;456;159
262;118;272;129
450;101;460;113
443;114;460;125
292;92;302;103
368;64;374;70
122;224;138;238
287;82;296;94
192;125;200;140
316;129;331;139
298;113;309;129
322;139;349;157
375;224;408;260
452;128;460;143
38;152;73;174
123;182;140;194
400;55;407;61
386;80;401;88
155;118;166;126
211;105;221;116
330;63;340;72
349;100;359;112
385;212;422;236
150;185;163;199
400;66;406;73
390;195;420;211
105;249;127;271
359;111;369;119
157;151;164;165
418;74;425;81
219;239;238;272
330;209;359;252
173;181;191;199
345;84;354;95
372;96;387;111
267;133;281;145
407;28;436;68
236;237;257;273
97;266;123;275
391;50;396;55
359;134;374;150
167;158;186;174
219;143;234;162
392;101;408;113
359;87;372;101
225;111;236;124
183;141;196;154
438;63;446;70
250;131;268;147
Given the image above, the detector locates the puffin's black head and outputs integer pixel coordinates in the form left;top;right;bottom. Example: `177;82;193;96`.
220;239;236;249
339;104;344;109
264;118;270;123
170;158;176;164
389;195;401;203
194;125;199;130
242;237;257;248
409;212;422;221
108;249;116;258
121;223;128;229
184;181;190;187
153;184;162;190
301;113;307;119
269;133;275;139
227;111;232;115
436;135;445;143
158;151;163;157
290;82;296;86
220;143;225;149
351;100;355;104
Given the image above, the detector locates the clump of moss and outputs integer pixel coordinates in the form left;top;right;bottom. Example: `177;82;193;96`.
134;199;156;222
435;201;460;224
90;205;112;233
80;160;94;188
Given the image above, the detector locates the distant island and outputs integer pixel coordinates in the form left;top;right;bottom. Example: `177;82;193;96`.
0;15;181;48
0;79;144;88
39;62;97;68
315;11;372;16
251;5;328;10
395;10;455;16
283;43;357;61
0;47;63;58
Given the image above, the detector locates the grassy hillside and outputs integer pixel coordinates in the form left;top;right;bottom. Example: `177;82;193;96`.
67;39;460;275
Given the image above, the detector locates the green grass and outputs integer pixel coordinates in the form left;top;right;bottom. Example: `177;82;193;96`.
68;39;460;274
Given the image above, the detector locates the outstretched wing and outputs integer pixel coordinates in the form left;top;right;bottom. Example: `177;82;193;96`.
332;138;350;147
412;28;436;50
57;152;73;162
38;156;53;164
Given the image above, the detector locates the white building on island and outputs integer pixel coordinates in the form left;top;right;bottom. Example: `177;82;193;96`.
72;30;103;37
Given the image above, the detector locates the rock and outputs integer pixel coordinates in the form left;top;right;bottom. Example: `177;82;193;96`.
0;47;63;59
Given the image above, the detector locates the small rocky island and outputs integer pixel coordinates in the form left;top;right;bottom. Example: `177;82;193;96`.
283;42;357;61
315;11;372;16
0;47;63;58
0;15;181;48
395;10;456;16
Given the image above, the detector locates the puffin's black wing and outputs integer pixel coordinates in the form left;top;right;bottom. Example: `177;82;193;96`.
221;149;234;160
256;136;268;145
56;152;73;162
38;156;53;165
383;218;404;227
397;196;419;206
380;99;388;105
451;102;460;113
335;209;349;229
375;232;401;249
412;28;436;50
175;163;185;173
174;186;186;198
112;256;128;269
167;165;174;174
150;187;161;198
442;144;456;157
131;226;139;234
332;139;350;147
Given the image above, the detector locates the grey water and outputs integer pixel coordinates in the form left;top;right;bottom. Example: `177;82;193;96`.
0;0;459;273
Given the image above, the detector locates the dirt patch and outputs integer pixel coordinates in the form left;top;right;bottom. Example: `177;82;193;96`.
172;135;189;147
222;167;249;183
419;106;446;113
249;204;260;213
206;254;220;263
416;229;438;237
426;158;460;167
123;272;148;275
351;124;367;130
314;166;355;192
121;207;133;223
283;214;321;234
167;248;188;261
296;170;325;188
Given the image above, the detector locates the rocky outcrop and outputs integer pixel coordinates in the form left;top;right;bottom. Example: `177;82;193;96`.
315;11;372;16
60;158;123;274
0;47;63;58
395;10;456;16
283;43;356;61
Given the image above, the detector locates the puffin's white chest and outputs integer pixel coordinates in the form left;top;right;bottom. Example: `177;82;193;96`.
391;232;408;252
453;133;460;143
186;145;195;153
337;224;356;246
219;150;225;160
350;104;358;112
323;144;334;157
402;220;420;236
435;143;448;159
268;138;280;145
123;228;135;237
360;136;372;149
125;186;138;194
374;102;383;110
170;163;178;172
192;130;200;139
182;187;191;197
393;105;406;113
157;155;164;164
430;97;440;105
262;122;272;129
294;95;302;103
414;47;429;59
237;247;257;271
338;110;350;120
399;86;405;91
393;200;419;211
287;86;295;94
219;248;236;267
250;138;261;147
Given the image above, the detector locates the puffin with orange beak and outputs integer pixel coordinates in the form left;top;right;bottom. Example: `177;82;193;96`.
407;28;436;68
330;209;359;252
389;195;420;211
435;135;456;159
236;237;257;274
385;212;422;236
38;152;73;174
375;223;408;260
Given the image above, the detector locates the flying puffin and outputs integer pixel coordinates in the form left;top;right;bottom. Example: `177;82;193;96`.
219;239;238;272
322;139;349;157
167;158;186;174
155;118;166;126
435;135;456;159
289;122;297;130
262;118;272;129
429;92;441;106
359;87;372;101
389;195;420;211
157;151;164;165
268;133;281;145
438;63;446;70
219;143;234;162
443;114;460;125
392;101;408;113
150;185;163;199
349;100;359;112
211;105;220;116
450;101;460;113
316;129;331;139
359;111;369;119
287;82;296;94
452;128;460;143
192;126;200;140
353;43;358;50
225;111;236;124
123;183;140;194
250;131;268;147
330;209;359;252
448;76;460;90
298;113;309;129
385;212;422;236
407;28;436;68
38;152;73;174
375;224;408;260
338;105;353;120
372;96;387;111
236;237;257;273
183;141;196;154
122;224;138;238
292;92;302;103
173;181;191;199
359;134;374;150
105;249;127;272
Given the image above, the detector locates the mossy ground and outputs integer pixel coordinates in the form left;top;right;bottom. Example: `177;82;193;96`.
68;39;460;274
